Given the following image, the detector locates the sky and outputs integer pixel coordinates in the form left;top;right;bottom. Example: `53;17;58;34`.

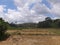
0;0;60;24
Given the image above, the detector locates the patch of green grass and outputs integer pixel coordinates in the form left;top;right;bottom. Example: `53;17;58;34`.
47;28;60;35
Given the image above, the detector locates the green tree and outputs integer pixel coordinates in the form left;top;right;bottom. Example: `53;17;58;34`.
38;17;52;28
45;17;52;27
0;18;7;40
54;19;60;28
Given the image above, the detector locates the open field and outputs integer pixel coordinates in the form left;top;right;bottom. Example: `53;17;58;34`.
0;29;60;45
7;28;60;35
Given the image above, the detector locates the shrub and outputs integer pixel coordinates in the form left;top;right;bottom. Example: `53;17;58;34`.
0;18;7;40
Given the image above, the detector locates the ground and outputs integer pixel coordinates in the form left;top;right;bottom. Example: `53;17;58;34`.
0;29;60;45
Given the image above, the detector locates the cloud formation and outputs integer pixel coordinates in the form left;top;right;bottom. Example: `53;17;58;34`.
48;0;60;17
0;0;60;23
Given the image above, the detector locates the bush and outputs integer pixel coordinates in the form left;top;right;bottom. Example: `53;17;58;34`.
0;18;7;40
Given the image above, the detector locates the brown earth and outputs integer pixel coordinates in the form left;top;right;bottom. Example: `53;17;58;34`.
0;29;60;45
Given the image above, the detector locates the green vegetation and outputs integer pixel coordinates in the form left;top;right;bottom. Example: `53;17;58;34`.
0;18;7;40
48;29;60;35
0;17;60;35
0;17;60;30
38;17;60;28
3;17;60;30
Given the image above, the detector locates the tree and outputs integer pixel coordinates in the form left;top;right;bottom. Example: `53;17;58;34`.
0;18;7;40
45;17;52;27
38;17;52;28
45;17;52;21
54;19;60;28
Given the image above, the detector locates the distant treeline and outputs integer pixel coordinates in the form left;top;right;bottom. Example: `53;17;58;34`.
38;17;60;28
0;17;60;29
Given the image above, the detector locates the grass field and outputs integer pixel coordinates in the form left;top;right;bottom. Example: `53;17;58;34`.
7;28;60;35
0;28;60;45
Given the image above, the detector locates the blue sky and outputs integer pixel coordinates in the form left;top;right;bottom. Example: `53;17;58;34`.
0;0;60;23
0;0;17;13
0;0;51;11
42;0;52;9
0;0;16;9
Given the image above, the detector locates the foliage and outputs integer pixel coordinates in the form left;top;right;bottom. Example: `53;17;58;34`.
0;18;7;40
38;17;60;28
1;17;60;30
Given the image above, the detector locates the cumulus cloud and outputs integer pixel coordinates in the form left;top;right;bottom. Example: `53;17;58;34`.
14;0;42;7
0;0;60;23
48;0;60;18
4;8;46;23
7;0;48;23
0;0;48;23
51;3;60;16
31;3;50;15
0;5;6;19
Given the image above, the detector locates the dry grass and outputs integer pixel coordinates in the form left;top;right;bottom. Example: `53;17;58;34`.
0;29;60;45
7;29;55;35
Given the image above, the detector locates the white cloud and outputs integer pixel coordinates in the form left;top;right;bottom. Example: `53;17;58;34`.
4;8;46;23
48;0;60;17
1;0;60;23
51;3;60;16
4;9;23;23
7;0;48;23
0;5;6;12
0;5;6;20
14;0;42;7
32;3;50;15
0;0;49;23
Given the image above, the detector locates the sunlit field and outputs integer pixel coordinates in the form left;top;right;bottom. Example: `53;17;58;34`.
0;28;60;45
7;28;60;35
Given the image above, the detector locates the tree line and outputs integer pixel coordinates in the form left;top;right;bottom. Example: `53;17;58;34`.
0;17;60;30
7;17;60;28
38;17;60;28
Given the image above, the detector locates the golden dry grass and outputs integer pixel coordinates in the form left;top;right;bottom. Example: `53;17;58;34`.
0;29;60;45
